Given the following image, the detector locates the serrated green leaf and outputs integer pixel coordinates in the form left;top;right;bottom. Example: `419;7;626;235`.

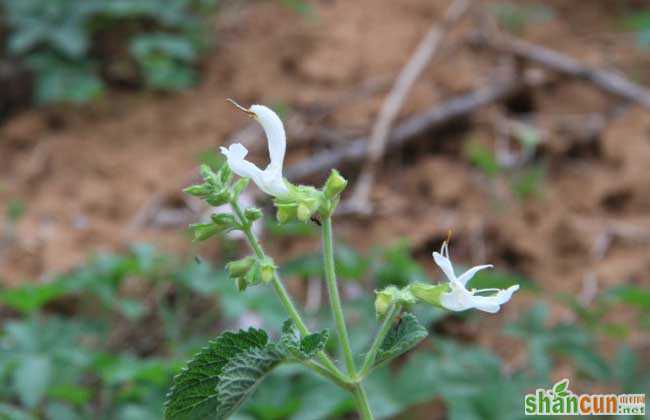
280;320;329;360
300;331;329;357
164;328;286;420
375;313;427;366
216;345;285;418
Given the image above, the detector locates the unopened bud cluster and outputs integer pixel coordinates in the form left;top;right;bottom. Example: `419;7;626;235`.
274;169;349;224
184;164;261;242
226;256;276;291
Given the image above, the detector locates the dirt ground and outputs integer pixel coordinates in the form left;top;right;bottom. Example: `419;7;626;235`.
1;0;649;349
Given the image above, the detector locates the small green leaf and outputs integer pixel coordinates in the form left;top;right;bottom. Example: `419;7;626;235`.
280;320;329;360
375;313;427;366
164;328;285;420
299;331;329;357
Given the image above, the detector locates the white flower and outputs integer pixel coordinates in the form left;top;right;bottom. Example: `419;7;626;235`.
433;242;519;313
220;102;289;198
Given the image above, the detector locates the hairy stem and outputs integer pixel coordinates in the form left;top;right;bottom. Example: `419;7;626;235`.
322;216;374;419
352;384;374;420
230;201;347;384
321;216;357;376
300;360;353;391
359;304;401;379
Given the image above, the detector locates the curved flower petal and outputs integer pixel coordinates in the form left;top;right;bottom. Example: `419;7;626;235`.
258;167;289;197
456;264;494;286
221;104;290;199
250;105;286;171
439;281;474;311
467;285;519;313
433;250;456;281
220;144;265;184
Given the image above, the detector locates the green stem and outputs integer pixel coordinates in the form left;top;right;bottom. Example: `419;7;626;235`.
230;201;346;383
352;384;374;420
359;304;401;379
300;360;353;391
322;216;374;420
321;217;357;376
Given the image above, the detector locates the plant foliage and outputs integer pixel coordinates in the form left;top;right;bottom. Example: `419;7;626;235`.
1;0;217;105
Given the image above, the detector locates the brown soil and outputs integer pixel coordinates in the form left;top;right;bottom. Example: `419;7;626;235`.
1;0;649;365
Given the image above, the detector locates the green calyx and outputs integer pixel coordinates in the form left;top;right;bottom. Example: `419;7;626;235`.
374;282;450;316
188;211;240;242
408;282;450;308
273;171;349;223
226;256;256;278
374;286;416;317
244;207;263;222
323;169;348;199
226;256;277;292
274;182;324;223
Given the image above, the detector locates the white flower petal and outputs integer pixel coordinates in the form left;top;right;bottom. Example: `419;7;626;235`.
433;251;456;281
456;264;494;286
222;104;290;198
433;242;519;313
258;167;289;197
468;284;519;313
249;105;286;171
221;143;265;184
439;281;474;312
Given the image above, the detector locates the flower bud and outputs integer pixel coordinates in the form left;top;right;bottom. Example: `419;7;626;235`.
211;213;237;229
205;189;231;207
189;223;220;242
200;164;220;186
183;183;211;198
260;266;274;284
244;207;263;222
276;204;296;224
244;264;262;286
297;203;311;222
324;169;348;198
232;178;250;198
226;256;256;278
374;287;396;317
374;285;417;317
218;163;233;185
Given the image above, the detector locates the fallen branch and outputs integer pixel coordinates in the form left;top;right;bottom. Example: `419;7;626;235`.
346;0;473;214
472;33;650;109
286;77;537;181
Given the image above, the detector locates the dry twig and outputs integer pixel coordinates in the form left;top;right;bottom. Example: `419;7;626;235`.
472;33;650;109
345;0;473;214
286;71;546;182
